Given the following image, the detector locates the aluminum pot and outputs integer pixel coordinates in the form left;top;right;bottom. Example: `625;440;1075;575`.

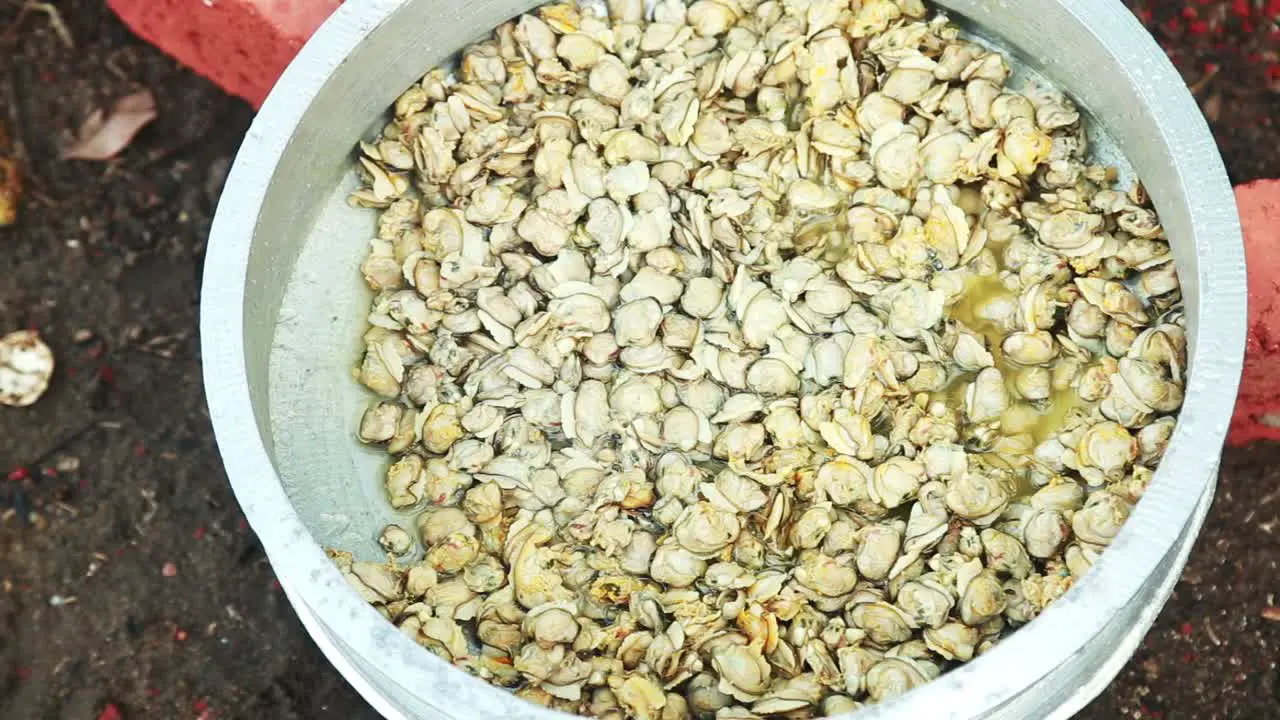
200;0;1246;717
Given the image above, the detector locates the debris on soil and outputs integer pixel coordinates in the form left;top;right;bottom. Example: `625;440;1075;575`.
63;89;157;161
1263;606;1280;622
1229;179;1280;445
1128;0;1280;184
0;329;54;406
0;155;18;227
0;122;18;227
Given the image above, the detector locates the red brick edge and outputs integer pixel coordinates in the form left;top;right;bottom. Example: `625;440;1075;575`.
108;0;343;109
1230;179;1280;445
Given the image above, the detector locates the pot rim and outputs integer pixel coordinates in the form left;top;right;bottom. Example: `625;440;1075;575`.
200;1;1246;717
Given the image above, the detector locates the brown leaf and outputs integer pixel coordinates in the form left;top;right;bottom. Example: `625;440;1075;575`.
0;120;16;226
0;157;19;227
63;90;157;161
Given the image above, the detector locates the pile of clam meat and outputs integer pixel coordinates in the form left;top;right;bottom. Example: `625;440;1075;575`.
332;0;1187;716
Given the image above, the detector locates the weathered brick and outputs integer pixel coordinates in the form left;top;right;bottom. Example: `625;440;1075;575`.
1229;179;1280;446
108;0;343;107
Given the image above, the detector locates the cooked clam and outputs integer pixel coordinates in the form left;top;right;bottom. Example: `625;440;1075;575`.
333;0;1185;714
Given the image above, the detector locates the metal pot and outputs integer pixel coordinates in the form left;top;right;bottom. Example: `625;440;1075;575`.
200;0;1246;717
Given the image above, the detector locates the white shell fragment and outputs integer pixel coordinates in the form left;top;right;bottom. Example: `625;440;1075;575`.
0;330;54;407
333;0;1187;716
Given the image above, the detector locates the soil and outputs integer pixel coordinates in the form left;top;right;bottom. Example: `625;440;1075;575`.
0;1;1276;719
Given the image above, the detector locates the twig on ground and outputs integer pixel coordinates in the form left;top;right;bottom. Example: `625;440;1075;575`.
20;2;73;48
104;47;137;82
127;332;188;360
13;419;108;473
1189;64;1220;95
136;488;158;534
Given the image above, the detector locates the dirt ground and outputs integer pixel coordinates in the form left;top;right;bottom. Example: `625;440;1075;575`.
0;1;1276;719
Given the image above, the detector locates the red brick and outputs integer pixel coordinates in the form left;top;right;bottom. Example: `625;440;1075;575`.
108;0;343;108
1229;179;1280;445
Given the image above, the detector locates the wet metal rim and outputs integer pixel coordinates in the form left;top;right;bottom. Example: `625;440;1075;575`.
200;0;1246;717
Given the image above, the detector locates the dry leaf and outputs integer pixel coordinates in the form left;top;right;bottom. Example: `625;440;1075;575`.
0;157;19;227
63;90;157;161
0;122;16;227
